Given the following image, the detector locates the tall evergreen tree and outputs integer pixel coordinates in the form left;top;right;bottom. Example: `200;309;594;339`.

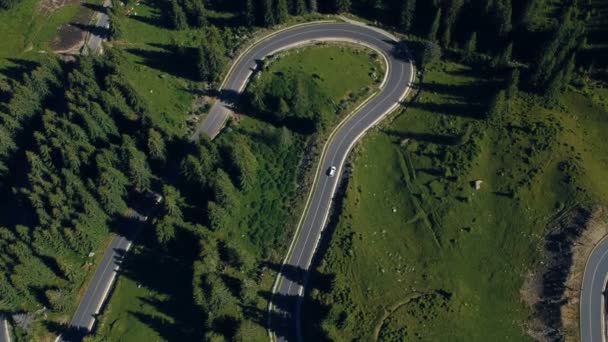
308;0;317;12
334;0;350;13
400;0;416;32
293;0;306;15
441;0;463;48
493;0;513;37
108;8;123;40
463;31;477;62
188;0;207;28
262;0;274;26
507;68;520;98
196;27;226;83
275;0;289;24
169;0;188;30
428;8;441;42
243;0;255;26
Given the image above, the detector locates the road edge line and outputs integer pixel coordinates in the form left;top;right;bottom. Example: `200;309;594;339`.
266;22;405;342
580;233;608;342
294;56;414;342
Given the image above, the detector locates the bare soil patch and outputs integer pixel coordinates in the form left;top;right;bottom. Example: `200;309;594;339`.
50;1;100;54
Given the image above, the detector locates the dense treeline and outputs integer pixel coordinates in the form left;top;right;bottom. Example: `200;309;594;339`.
336;0;591;95
162;0;598;93
0;53;170;313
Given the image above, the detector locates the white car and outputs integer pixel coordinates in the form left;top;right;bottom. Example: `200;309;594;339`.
327;166;337;177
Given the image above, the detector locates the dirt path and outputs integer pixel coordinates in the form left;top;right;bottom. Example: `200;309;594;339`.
372;292;422;341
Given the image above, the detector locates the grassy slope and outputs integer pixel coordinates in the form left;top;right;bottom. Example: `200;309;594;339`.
309;60;608;341
96;44;382;341
110;2;201;136
0;0;82;68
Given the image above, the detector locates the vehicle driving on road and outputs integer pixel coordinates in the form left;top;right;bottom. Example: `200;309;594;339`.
327;166;337;177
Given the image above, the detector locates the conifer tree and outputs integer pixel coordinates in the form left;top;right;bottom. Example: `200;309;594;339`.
262;0;274;26
244;0;255;26
334;0;350;13
308;0;317;12
400;0;416;32
507;68;520;98
169;0;188;30
275;0;289;24
463;32;477;62
428;8;441;42
293;0;306;15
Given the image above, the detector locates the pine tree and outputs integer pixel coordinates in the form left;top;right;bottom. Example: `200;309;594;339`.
262;0;274;26
493;0;512;37
108;9;123;40
196;28;226;83
441;0;463;48
293;0;306;15
463;32;477;62
308;0;317;12
169;0;188;30
428;8;441;42
243;0;255;26
334;0;350;13
561;53;576;88
147;128;166;161
420;41;441;68
488;90;507;119
496;42;513;68
507;68;520;98
189;0;207;28
275;0;289;24
400;0;416;32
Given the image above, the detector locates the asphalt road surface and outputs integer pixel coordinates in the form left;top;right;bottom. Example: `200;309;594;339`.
0;317;9;342
192;21;413;341
57;234;133;342
581;237;608;342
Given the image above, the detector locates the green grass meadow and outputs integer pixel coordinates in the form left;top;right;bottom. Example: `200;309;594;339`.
308;60;608;341
0;0;83;68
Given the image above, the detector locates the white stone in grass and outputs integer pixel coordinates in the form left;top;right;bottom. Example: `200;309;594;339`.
88;252;95;257
474;179;483;190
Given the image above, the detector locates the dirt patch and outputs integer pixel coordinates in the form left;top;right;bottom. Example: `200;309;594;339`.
522;206;608;342
50;1;101;54
39;0;79;15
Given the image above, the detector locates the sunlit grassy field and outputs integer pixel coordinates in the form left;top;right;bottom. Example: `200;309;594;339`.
307;59;608;341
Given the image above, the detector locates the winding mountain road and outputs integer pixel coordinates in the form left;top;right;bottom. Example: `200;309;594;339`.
581;237;608;342
61;20;413;342
191;21;414;341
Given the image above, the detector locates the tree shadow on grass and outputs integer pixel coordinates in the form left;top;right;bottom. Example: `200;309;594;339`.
421;80;494;102
128;0;169;29
44;321;89;342
384;130;465;146
125;43;199;81
108;227;204;341
408;100;486;119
